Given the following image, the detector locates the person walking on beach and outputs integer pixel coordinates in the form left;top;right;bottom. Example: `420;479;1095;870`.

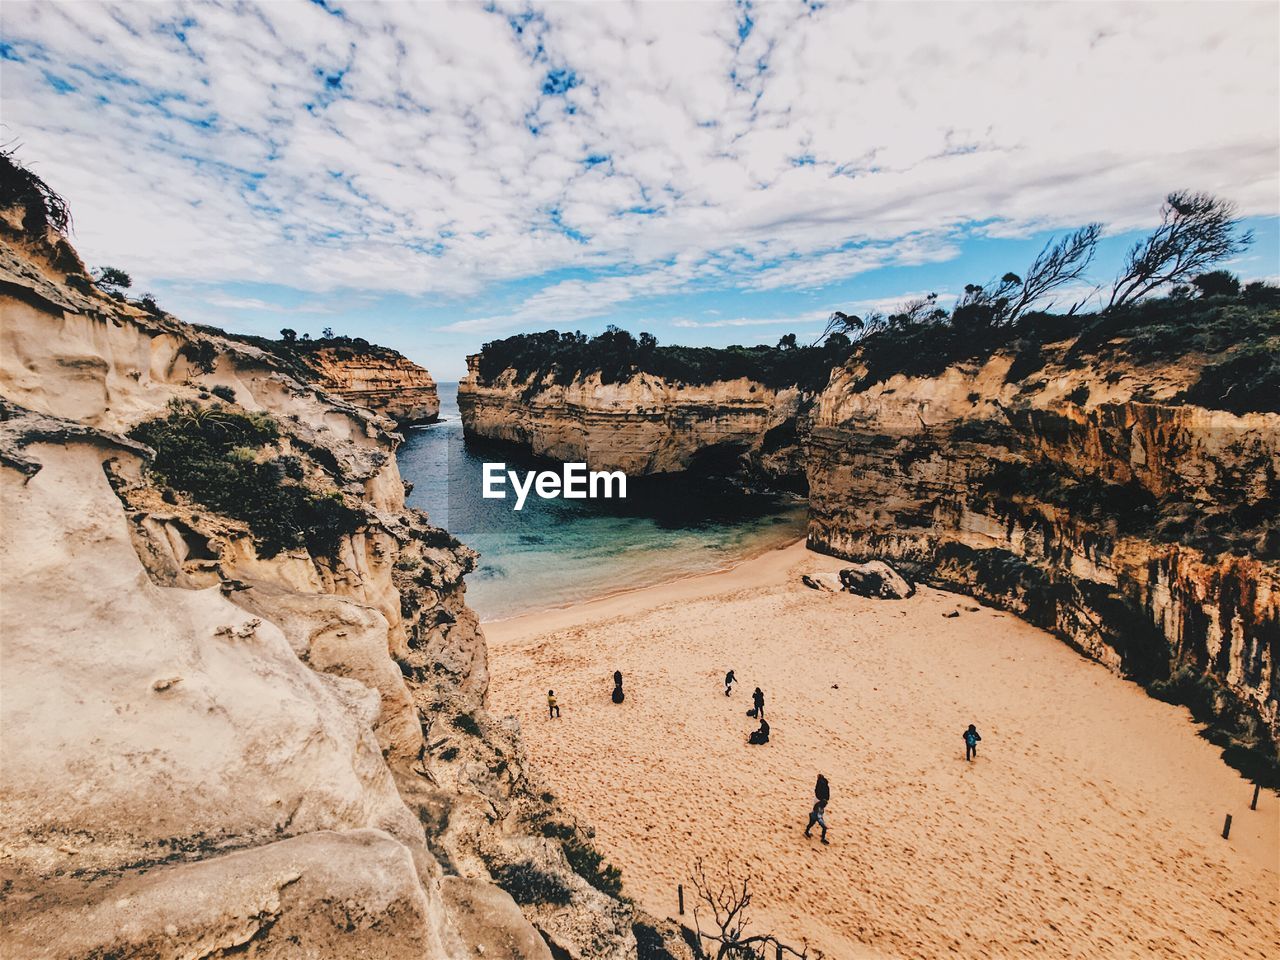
724;669;736;697
752;687;765;719
611;670;625;704
963;723;981;761
547;690;560;719
815;774;830;805
805;799;829;844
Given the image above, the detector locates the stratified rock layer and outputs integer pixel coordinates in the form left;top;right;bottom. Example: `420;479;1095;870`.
457;356;808;486
301;345;440;428
807;335;1279;748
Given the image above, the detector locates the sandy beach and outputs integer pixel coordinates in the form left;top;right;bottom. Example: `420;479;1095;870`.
485;540;1279;959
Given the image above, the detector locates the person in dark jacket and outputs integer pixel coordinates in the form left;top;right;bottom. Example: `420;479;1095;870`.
611;670;625;704
724;669;736;696
752;687;765;718
963;723;982;761
815;774;830;805
748;717;770;745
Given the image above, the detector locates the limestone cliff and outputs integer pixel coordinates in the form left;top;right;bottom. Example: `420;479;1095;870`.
457;356;808;487
0;182;688;958
807;318;1280;773
298;343;440;428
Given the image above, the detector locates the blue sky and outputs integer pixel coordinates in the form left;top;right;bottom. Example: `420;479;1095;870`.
2;1;1277;381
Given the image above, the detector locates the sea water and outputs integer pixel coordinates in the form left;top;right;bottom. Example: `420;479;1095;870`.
396;384;808;621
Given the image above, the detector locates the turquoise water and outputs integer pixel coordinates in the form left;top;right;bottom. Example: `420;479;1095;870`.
397;384;808;621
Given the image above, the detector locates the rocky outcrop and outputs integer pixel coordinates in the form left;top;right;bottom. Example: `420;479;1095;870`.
801;561;916;599
807;330;1280;765
0;199;680;957
457;356;808;488
300;344;440;428
839;560;916;599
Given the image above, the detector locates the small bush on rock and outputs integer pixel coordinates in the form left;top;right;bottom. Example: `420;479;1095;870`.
128;400;362;559
492;861;574;906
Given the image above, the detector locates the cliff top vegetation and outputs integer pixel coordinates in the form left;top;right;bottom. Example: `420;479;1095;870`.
473;191;1275;412
845;285;1280;413
471;286;1278;412
474;326;855;391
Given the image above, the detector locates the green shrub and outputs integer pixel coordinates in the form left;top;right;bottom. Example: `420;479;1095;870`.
210;384;237;403
439;746;459;762
128;400;363;559
179;341;219;374
562;836;624;899
1182;345;1280;414
475;327;850;391
492;861;574;906
450;712;482;737
633;922;681;960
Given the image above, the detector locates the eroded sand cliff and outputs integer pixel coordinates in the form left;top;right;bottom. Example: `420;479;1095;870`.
457;356;808;487
808;331;1279;763
0;197;688;958
300;344;440;428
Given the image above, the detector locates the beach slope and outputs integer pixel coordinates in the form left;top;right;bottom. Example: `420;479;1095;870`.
486;541;1279;959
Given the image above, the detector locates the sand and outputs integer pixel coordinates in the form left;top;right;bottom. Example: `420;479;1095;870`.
484;540;1280;959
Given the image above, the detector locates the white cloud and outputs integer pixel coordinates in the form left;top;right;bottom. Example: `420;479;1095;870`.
672;311;829;330
1;0;1275;324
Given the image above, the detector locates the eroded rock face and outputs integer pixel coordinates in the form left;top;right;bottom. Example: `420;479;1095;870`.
301;346;440;428
0;210;657;958
807;336;1280;749
457;356;808;487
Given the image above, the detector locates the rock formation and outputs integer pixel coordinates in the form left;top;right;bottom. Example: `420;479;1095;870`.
807;320;1279;768
457;355;808;488
0;181;688;957
456;300;1278;775
299;343;440;428
838;561;916;599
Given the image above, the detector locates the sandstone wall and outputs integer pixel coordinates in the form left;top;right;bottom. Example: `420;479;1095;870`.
806;339;1280;750
457;356;808;485
0;212;673;958
302;345;440;428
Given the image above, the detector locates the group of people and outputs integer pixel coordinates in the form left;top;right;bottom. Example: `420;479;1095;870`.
547;669;626;718
725;669;769;744
545;667;986;850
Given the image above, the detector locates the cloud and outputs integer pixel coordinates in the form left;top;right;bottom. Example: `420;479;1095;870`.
671;311;829;330
1;0;1275;327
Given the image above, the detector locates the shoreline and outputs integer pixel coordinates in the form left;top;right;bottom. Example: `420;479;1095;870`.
478;533;808;625
485;542;1279;958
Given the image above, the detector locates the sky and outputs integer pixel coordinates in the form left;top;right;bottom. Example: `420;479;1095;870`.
2;0;1278;381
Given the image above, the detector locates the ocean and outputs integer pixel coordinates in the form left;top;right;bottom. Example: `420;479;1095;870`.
396;383;808;621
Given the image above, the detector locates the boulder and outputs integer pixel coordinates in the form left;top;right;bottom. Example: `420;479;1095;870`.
838;561;916;600
801;572;843;591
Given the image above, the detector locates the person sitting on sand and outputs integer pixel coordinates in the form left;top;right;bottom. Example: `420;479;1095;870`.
612;670;624;704
805;799;829;844
724;669;736;697
548;690;560;719
963;723;982;761
748;716;770;745
815;773;830;805
752;686;765;718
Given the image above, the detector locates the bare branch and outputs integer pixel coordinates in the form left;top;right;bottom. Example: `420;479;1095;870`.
1007;223;1100;322
688;857;819;959
1108;191;1252;309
